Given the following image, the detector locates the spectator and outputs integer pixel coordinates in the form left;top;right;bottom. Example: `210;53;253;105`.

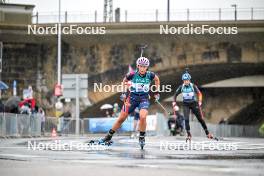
39;108;46;135
32;106;39;114
168;106;185;136
20;102;31;114
0;100;4;112
106;110;111;118
219;118;227;125
112;103;120;118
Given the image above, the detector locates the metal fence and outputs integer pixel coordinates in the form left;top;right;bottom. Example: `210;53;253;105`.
32;8;264;24
0;113;41;137
44;117;84;135
155;113;262;138
191;122;261;138
0;113;262;138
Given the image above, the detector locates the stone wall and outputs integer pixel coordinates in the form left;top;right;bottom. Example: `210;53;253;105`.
1;29;264;117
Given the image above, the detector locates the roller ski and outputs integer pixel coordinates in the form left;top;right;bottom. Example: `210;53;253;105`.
185;133;192;143
207;133;219;141
88;132;114;146
139;136;145;150
88;139;113;146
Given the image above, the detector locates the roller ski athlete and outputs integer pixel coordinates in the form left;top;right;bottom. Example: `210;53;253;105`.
92;57;160;150
172;70;218;142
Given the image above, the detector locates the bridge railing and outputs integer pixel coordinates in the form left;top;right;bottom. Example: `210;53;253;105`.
32;8;264;24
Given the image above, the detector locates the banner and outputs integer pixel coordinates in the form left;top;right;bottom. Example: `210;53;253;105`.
88;116;133;133
87;114;158;133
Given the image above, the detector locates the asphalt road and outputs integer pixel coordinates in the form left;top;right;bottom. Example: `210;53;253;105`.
0;135;264;176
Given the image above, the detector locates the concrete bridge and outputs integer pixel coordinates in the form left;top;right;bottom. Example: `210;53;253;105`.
0;20;264;123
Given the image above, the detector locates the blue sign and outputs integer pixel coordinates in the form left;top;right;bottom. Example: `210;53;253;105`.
87;116;134;133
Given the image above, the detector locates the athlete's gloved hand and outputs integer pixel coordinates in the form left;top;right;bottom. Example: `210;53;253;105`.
172;102;179;111
120;93;126;101
173;105;179;112
198;101;202;106
154;93;160;101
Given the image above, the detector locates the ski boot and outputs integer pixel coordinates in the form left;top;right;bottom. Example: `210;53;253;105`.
98;134;113;146
139;136;145;150
89;133;113;146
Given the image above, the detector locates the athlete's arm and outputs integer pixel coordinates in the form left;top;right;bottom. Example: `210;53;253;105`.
120;72;134;101
153;75;160;92
150;72;160;100
122;77;128;88
194;84;202;105
173;85;182;103
122;72;135;91
172;85;182;111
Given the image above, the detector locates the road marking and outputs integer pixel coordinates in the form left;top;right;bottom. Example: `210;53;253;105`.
0;154;40;158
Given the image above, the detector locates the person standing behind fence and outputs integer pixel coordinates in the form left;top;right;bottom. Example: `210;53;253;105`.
38;108;46;135
20;102;31;114
0;100;4;112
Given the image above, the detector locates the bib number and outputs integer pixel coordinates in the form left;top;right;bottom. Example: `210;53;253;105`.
183;92;194;100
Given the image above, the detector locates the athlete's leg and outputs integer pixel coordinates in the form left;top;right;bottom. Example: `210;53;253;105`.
190;102;209;135
138;108;148;146
112;110;129;131
137;97;150;146
138;96;150;132
102;98;137;142
138;109;148;132
183;104;191;136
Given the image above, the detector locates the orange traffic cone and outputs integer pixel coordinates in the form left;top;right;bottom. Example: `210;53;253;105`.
51;128;57;137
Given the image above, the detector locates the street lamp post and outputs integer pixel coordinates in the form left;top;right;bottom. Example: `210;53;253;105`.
231;4;237;21
58;0;61;85
167;0;170;22
0;42;2;99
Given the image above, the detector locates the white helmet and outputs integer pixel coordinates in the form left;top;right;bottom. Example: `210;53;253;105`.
136;57;149;67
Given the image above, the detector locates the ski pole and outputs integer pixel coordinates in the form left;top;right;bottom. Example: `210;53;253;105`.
140;44;148;57
198;104;219;141
155;100;171;115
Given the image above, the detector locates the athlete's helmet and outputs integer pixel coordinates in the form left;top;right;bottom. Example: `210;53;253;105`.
182;72;191;80
136;57;150;67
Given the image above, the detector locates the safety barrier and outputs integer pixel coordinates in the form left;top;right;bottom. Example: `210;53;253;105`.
0;113;261;137
0;113;41;137
150;113;262;137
